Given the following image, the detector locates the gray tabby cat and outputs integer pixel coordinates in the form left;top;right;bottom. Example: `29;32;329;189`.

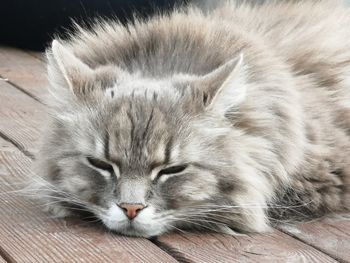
32;0;350;237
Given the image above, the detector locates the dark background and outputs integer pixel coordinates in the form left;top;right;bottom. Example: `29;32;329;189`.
0;0;187;51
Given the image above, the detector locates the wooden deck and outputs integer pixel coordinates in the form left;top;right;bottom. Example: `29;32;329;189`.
0;46;349;263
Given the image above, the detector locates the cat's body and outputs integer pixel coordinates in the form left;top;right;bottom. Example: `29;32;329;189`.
33;0;350;237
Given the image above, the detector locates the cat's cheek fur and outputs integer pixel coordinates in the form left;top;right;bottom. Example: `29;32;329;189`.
177;172;218;201
43;203;72;218
100;203;125;230
59;176;90;195
132;206;169;236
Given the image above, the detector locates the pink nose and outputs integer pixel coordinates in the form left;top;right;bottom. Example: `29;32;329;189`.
119;203;145;220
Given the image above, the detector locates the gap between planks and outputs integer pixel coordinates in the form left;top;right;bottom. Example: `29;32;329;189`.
0;47;48;102
0;245;15;263
0;80;43;156
278;221;350;263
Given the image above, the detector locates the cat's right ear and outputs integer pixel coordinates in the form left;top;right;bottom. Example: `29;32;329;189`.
188;54;247;116
47;40;94;97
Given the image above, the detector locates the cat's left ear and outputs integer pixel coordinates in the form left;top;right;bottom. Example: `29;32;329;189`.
47;40;94;97
193;54;246;115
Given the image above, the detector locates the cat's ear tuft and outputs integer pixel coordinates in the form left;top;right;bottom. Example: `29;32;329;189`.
47;40;93;96
194;54;246;115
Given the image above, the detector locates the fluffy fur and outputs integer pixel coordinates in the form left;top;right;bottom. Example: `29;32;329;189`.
31;0;350;237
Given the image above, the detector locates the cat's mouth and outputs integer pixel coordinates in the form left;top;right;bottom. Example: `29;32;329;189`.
105;220;159;237
98;204;166;237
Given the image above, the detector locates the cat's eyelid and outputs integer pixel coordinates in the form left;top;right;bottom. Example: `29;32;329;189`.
86;155;109;163
111;163;121;178
151;164;188;182
149;161;168;180
84;156;120;178
157;169;186;183
86;155;119;167
150;167;163;181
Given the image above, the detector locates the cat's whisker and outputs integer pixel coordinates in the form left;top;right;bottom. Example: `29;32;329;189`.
25;193;106;214
168;208;303;230
171;217;228;233
165;223;189;234
164;212;229;228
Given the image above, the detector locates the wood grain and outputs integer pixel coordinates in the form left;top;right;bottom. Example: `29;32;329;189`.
0;138;19;153
158;231;337;263
280;217;350;263
0;80;44;154
0;141;177;263
0;47;48;101
27;51;45;62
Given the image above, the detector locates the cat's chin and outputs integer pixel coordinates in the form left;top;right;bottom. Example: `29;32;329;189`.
111;224;165;238
107;220;168;238
99;203;168;237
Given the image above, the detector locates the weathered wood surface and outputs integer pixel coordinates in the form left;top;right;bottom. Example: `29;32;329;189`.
280;217;350;263
0;140;178;263
0;47;48;101
158;232;337;263
0;80;44;155
0;138;19;153
27;51;46;62
0;46;349;263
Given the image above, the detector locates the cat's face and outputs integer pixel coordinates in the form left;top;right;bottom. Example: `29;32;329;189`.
52;95;234;237
36;40;267;237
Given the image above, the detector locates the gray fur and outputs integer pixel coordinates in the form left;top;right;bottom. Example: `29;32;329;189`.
31;0;350;237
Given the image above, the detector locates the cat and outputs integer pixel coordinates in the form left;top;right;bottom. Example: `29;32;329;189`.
30;0;350;237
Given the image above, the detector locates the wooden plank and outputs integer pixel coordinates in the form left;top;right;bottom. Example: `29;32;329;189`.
0;47;48;101
158;231;337;263
0;141;177;263
280;216;350;263
0;80;44;154
27;51;46;62
0;138;18;153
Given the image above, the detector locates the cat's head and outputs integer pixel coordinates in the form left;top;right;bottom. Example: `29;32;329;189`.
35;40;269;237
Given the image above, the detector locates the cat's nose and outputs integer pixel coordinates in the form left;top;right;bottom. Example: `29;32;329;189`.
119;203;145;220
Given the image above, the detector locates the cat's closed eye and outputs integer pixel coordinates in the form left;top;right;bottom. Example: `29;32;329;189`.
87;157;114;174
156;165;187;180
